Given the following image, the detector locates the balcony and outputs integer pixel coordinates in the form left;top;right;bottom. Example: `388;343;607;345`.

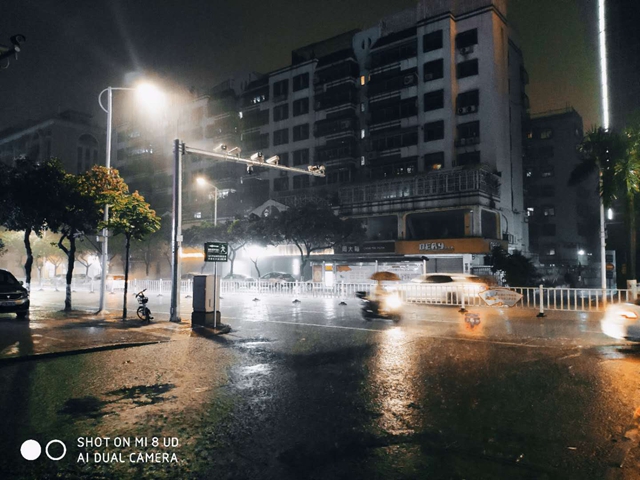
313;116;358;138
315;139;357;165
314;85;358;111
339;169;500;206
368;71;417;97
454;136;480;147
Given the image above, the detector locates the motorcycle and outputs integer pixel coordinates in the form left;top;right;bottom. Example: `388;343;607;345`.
135;289;153;323
356;291;403;323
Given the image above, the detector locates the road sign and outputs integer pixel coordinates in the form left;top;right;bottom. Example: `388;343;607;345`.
204;242;228;262
479;288;523;307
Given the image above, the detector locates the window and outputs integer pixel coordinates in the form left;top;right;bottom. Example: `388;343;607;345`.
526;207;535;217
293;124;310;142
525;167;534;178
361;129;366;139
276;152;289;166
457;151;480;166
194;212;202;219
456;28;478;49
540;185;555;197
423;30;443;52
424;59;444;81
541;224;556;236
457;59;478;78
360;156;365;166
542;205;555;216
424;121;444;142
424;90;444;111
273;104;289;122
360;75;366;86
293;175;310;189
457;89;479;110
273;79;288;97
293;148;309;166
274;128;289;146
540;166;554;177
293;98;309;116
406;210;467;239
274;177;289;191
457;121;480;140
540;128;553;139
293;73;309;91
424;152;444;170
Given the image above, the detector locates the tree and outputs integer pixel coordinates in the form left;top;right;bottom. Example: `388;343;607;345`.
244;214;275;278
271;202;366;281
570;127;638;280
107;191;161;319
490;247;539;287
130;218;172;277
0;158;66;291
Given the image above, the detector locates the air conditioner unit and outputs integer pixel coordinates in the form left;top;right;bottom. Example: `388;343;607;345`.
457;106;467;115
459;138;467;146
403;75;415;86
468;105;478;113
459;46;474;55
424;73;434;81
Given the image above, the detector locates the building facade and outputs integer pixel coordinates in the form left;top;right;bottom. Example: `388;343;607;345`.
523;107;602;286
0;110;105;174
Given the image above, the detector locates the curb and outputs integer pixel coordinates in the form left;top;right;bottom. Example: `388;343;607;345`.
0;340;168;365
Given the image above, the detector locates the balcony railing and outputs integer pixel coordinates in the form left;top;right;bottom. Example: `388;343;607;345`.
339;169;500;206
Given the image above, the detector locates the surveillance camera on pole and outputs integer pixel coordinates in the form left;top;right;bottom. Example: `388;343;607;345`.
215;143;227;152
228;146;241;156
250;152;264;162
266;155;279;165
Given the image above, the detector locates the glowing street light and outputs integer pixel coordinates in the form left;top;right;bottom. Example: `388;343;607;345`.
195;176;219;226
97;82;164;314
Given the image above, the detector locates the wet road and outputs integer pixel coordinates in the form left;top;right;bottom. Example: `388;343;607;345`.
2;294;640;479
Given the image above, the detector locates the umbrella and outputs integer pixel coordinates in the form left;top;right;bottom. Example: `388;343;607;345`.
370;271;401;281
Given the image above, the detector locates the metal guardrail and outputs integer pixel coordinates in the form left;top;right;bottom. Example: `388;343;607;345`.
35;278;638;313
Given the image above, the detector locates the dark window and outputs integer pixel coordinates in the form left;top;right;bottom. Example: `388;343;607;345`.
541;166;554;178
540;185;555;197
273;128;289;146
457;151;480;166
542;205;555;216
293;175;310;189
457;89;479;109
423;30;443;52
424;152;444;170
293;98;309;116
481;210;498;239
541;224;556;236
457;121;480;139
273;104;289;122
457;59;479;78
293;124;310;142
293;73;309;91
406;210;466;239
456;29;478;49
274;177;289;191
424;90;444;111
276;152;289;166
424;121;445;142
293;148;309;166
424;59;444;81
365;216;398;241
273;79;289;97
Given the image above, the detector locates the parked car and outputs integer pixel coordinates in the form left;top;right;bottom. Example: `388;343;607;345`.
0;269;30;318
260;272;296;285
600;302;640;341
407;273;488;302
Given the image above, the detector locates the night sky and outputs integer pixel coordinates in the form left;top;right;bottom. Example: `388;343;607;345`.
1;0;601;130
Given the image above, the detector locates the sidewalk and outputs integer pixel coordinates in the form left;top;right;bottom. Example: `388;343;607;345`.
0;308;192;362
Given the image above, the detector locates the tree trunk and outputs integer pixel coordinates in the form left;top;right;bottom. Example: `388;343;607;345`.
229;249;236;275
58;234;76;312
251;258;261;278
122;234;131;320
630;194;637;281
22;228;33;292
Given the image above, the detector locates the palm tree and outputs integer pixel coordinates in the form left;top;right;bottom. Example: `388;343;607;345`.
570;127;637;280
622;123;640;280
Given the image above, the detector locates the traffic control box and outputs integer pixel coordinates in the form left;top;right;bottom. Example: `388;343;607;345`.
191;274;221;327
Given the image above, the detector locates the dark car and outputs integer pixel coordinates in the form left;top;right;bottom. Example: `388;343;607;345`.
260;272;297;285
0;269;30;318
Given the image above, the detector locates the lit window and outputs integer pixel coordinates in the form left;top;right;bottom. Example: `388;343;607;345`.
360;156;365;166
360;75;366;86
361;129;366;139
194;212;202;219
547;248;556;256
526;207;534;217
238;111;243;119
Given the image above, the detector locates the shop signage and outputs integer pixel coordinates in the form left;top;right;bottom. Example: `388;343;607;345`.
397;238;507;255
479;288;523;307
338;241;395;254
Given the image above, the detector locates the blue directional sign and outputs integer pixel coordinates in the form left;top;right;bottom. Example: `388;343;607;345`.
204;242;228;262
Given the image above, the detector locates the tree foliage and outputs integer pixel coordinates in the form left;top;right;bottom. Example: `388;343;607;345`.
490;247;539;287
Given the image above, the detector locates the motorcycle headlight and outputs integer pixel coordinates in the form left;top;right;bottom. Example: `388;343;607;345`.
384;295;402;309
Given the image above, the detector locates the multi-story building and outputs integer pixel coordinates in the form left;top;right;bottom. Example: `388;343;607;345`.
523;107;601;286
606;0;640;130
116;0;529;281
0;110;105;174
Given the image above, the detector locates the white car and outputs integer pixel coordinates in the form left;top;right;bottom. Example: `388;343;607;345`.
406;273;488;303
600;303;640;340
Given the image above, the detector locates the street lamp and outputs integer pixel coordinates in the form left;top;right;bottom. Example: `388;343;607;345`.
195;176;218;226
97;83;164;313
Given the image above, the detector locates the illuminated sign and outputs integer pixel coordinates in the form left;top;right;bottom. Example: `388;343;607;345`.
204;242;229;262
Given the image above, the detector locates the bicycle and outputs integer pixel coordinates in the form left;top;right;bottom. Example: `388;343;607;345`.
135;289;153;323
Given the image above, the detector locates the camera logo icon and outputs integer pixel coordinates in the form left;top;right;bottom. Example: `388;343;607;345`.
20;439;66;461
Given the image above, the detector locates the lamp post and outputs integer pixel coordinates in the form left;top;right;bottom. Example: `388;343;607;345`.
97;83;164;313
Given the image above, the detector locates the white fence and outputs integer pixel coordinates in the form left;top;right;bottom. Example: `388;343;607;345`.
44;278;638;313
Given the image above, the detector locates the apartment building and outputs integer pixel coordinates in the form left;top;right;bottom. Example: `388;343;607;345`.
0;110;105;174
523;107;601;286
